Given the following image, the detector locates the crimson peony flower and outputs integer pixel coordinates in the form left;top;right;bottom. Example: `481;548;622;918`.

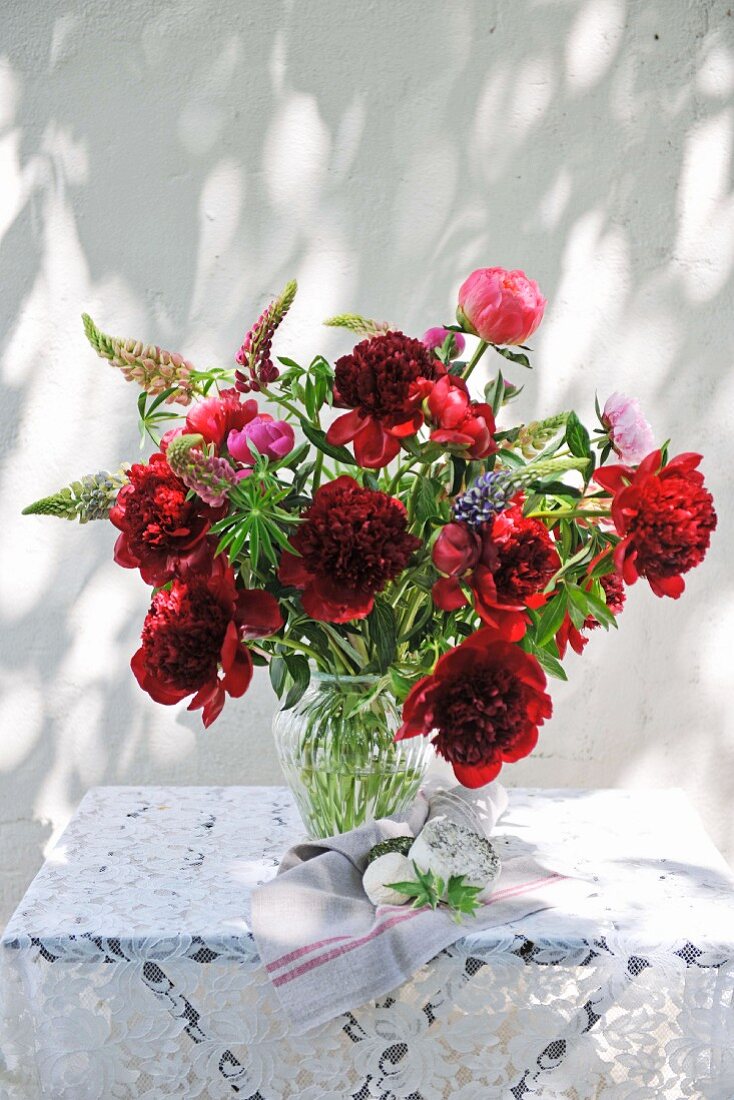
457;267;546;346
185;388;259;449
594;451;716;598
396;626;552;787
326;331;443;468
555;572;626;658
425;375;497;460
110;453;219;587
278;476;421;622
131;559;283;727
432;505;560;637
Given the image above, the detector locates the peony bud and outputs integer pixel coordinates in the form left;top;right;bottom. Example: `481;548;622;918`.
601;393;655;466
432;522;481;577
422;327;466;358
227;416;295;465
457;268;546;346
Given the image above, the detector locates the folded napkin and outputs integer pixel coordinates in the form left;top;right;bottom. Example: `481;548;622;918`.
251;783;573;1033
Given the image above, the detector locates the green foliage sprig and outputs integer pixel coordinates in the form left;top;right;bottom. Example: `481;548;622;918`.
388;862;484;923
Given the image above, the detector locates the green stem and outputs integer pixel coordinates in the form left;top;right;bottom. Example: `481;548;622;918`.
259;385;308;423
268;636;323;665
312;448;324;493
461;339;489;383
527;508;611;520
386;455;422;496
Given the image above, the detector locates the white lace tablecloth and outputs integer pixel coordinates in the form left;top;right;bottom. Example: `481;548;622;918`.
1;786;733;1099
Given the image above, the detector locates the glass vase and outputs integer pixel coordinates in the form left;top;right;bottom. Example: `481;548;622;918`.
273;672;433;839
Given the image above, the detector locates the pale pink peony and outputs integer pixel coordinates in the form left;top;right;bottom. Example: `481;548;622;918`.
602;392;655;466
422;327;466;358
227;416;295;465
457;268;546;346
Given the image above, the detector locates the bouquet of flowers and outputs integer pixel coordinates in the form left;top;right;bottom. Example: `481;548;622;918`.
25;267;717;836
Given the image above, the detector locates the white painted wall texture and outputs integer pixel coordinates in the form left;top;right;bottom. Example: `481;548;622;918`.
1;0;733;923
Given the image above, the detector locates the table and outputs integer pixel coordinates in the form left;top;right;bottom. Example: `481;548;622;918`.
1;787;732;1099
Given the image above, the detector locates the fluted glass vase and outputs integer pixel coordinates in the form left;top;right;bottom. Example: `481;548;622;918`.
273;672;433;839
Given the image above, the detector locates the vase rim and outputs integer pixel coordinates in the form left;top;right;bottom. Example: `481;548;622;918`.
311;670;383;686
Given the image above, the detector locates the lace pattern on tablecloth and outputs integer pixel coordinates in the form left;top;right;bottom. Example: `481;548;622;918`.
1;785;733;1099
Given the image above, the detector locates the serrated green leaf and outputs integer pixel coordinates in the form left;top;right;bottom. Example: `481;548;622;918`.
565;411;591;459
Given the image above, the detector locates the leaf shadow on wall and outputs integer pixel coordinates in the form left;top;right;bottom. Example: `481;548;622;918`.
0;0;733;919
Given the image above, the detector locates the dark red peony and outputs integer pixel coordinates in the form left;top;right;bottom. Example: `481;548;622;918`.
396;626;552;787
110;453;218;587
425;375;497;460
185;388;259;449
326;331;443;468
432;505;560;638
594;451;716;598
131;559;283;727
278;475;421;622
555;572;626;658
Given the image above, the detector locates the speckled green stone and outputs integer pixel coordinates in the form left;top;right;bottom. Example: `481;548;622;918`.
367;836;414;864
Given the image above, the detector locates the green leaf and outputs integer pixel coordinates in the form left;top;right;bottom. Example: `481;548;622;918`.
566;587;587;629
144;386;179;416
484;371;505;416
415;478;441;524
588;550;615;580
300;420;358;466
545;542;594;589
278;441;310;470
282;654;310;710
368;599;397;672
565;411;592;459
534;593;568;647
389;667;416;702
579;584;617;628
269;656;288;697
249;521;261;571
450;456;467;497
493;345;532;369
522;493;544;517
495;448;526;468
533;646;568;681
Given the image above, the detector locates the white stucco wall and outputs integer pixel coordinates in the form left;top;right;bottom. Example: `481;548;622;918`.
1;0;732;924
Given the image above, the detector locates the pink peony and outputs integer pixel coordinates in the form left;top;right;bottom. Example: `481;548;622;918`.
457;268;546;346
185;389;259;449
227;416;295;465
602;393;655;466
422;327;466;358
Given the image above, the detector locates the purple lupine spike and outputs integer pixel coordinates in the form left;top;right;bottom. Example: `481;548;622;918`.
235;280;297;393
166;434;238;508
452;470;517;529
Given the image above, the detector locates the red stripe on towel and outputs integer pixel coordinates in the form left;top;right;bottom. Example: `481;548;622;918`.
272;872;565;988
